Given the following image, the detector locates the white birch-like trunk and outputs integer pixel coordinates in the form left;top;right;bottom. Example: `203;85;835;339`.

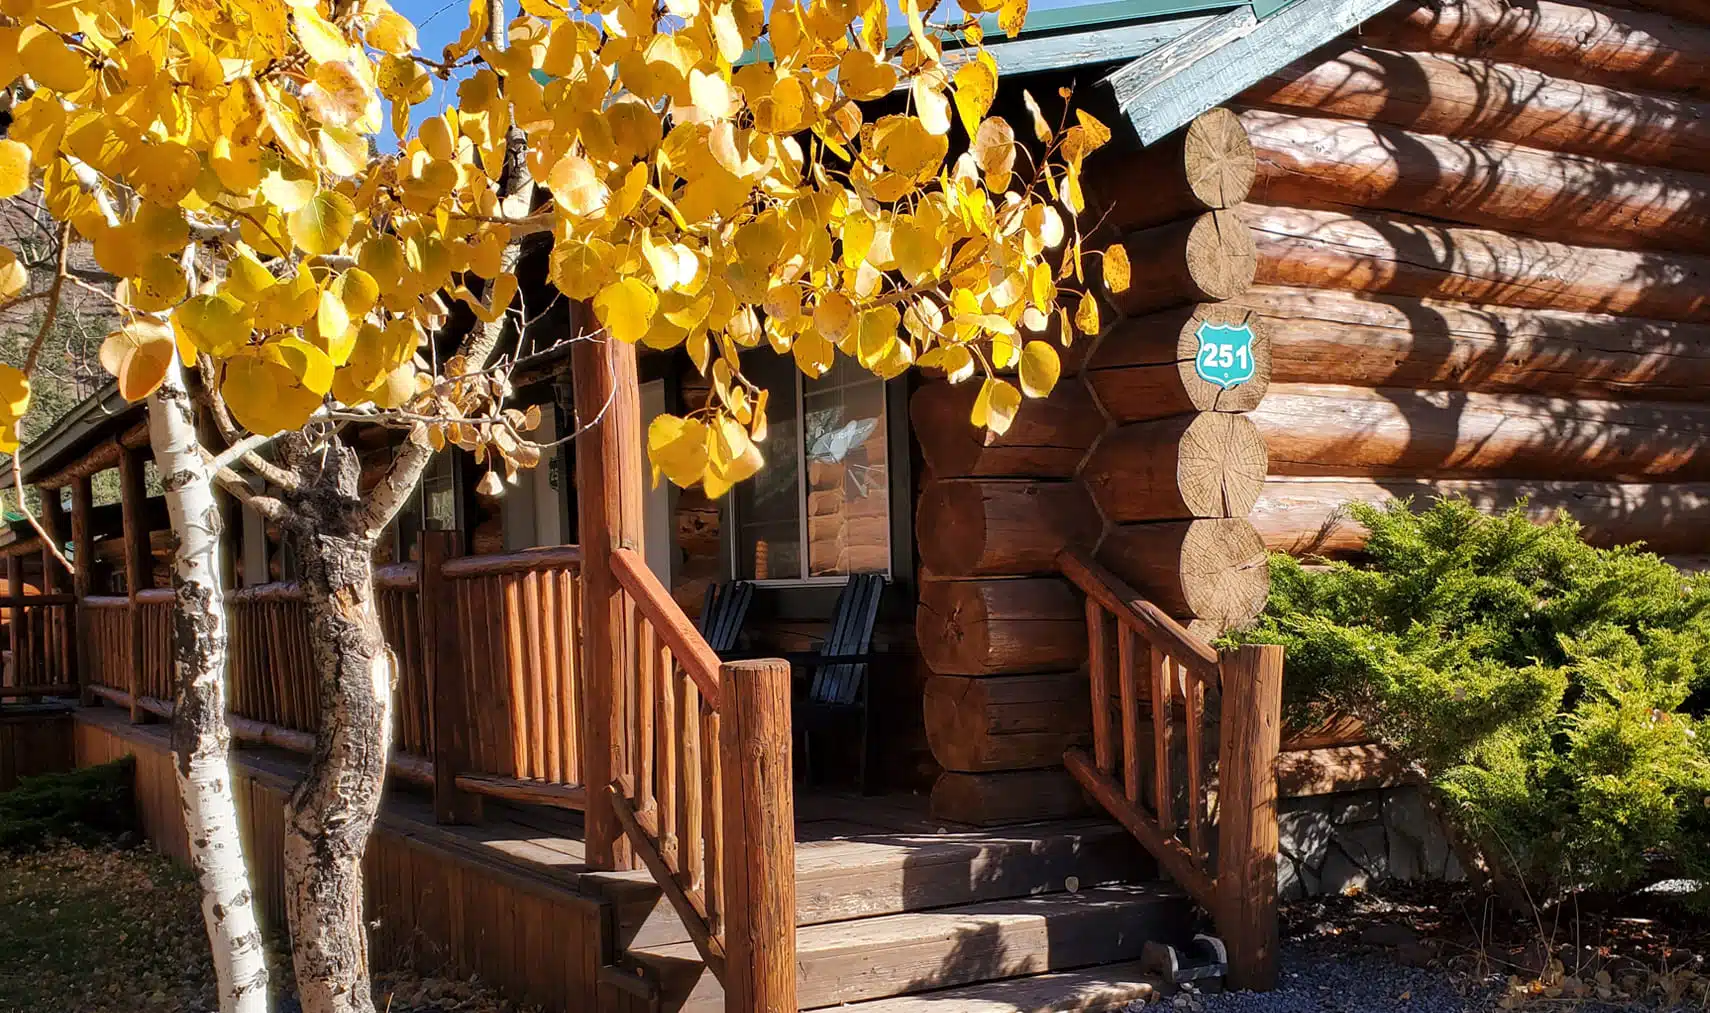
148;352;272;1013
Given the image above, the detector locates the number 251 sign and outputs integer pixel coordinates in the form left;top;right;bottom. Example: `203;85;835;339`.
1193;321;1257;390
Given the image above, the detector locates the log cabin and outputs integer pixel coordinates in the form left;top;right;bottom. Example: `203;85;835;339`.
4;0;1706;1006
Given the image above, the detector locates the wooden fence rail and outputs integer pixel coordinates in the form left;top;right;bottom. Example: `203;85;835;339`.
1058;547;1284;991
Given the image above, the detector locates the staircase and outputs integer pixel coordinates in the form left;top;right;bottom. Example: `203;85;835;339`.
587;819;1194;1011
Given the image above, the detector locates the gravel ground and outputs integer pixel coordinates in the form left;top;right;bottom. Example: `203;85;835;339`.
1154;947;1497;1013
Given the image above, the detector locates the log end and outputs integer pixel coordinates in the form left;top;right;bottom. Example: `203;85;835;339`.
1183;107;1256;209
1187;210;1258;302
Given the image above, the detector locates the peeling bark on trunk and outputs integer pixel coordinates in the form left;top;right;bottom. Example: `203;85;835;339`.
280;436;392;1013
148;357;271;1013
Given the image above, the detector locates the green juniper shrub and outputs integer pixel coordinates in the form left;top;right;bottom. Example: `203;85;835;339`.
0;757;139;852
1228;497;1710;903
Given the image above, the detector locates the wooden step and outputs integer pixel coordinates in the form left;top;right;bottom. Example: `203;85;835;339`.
630;883;1191;1011
823;961;1161;1012
585;819;1153;951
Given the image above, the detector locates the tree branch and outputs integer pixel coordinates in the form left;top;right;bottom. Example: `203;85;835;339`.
11;222;77;578
206;457;286;522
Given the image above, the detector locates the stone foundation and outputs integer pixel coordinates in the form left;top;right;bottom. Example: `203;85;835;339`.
1277;784;1462;898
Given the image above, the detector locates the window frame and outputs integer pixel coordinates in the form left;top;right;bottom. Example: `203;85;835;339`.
722;367;911;589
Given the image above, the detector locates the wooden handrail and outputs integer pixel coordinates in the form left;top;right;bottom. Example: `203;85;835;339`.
1057;547;1221;683
0;593;77;607
609;547;722;709
228;582;308;603
374;562;419;590
441;544;583;578
80;595;128;608
134;588;174;605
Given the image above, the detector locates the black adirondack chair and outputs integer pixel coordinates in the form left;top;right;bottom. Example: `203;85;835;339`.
696;580;754;656
793;572;887;794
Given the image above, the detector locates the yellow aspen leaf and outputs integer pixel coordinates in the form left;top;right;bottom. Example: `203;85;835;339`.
270;335;335;396
978;377;1022;434
710;414;763;486
291;8;351;64
1021;90;1051;143
0;248;25;303
211;136;263;193
223;354;314;435
0;141;29;199
366;12;418;55
372;363;418;410
972;118;1016;191
1031;261;1056;312
951;56;997;138
0;363;28;418
1102;243;1131;295
912;77;952;136
1000;0;1029;37
839;50;896;102
855;305;899;370
991;331;1019;370
812;292;854;342
419;114;455;161
127;255;189;313
793;330;834;378
173;293;251;358
287;191;356;256
132;143;202;204
310;288;355;361
100;320;177;402
302;60;371;128
19;26;89;94
903;0;940;60
1074;291;1101;335
1019;340;1060;397
594;277;658;344
335;268;379;318
548;153;609;216
1076;109;1113;151
647;414;710;488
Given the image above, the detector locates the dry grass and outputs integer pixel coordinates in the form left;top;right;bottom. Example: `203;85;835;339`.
0;844;540;1013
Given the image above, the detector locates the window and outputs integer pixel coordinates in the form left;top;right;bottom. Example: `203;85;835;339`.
730;355;891;583
391;451;461;563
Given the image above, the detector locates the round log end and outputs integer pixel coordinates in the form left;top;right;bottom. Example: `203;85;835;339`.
1178;413;1271;518
1175;305;1272;413
1181;517;1271;622
1183;108;1256;209
1186;210;1258;302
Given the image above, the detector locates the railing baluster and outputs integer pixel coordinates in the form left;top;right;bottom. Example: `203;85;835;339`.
1118;625;1141;803
1151;647;1175;836
657;642;679;863
699;698;721;941
683;680;705;895
559;570;581;784
1086;599;1113;775
1184;670;1206;863
530;570;561;784
637;618;657;817
522;571;548;781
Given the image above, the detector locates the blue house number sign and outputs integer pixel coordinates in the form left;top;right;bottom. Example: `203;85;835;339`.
1193;321;1257;390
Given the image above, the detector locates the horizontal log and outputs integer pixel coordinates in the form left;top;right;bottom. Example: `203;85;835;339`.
455;774;588;811
1242;109;1710;255
1364;0;1710;99
1089;107;1257;233
910;381;1104;480
1113;210;1257;317
1082;413;1269;523
1247;205;1710;324
929;768;1092;826
915;478;1100;578
1254;382;1710;482
1199;285;1710;402
1244;45;1710;173
1086;303;1272;422
1098;518;1270;624
924;673;1093;773
1252;475;1710;556
1277;744;1412;797
916;576;1086;676
1610;0;1710;28
441;544;584;577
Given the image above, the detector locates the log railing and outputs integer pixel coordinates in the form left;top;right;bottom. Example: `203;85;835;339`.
1058;547;1284;991
80;596;128;695
605;546;796;1008
1;592;78;695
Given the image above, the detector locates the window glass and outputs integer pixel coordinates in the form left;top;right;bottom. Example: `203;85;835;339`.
733;353;802;581
803;357;889;577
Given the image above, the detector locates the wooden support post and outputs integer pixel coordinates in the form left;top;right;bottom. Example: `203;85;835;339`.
70;477;93;706
571;333;645;872
718;659;797;1013
39;488;67;687
1215;644;1285;992
6;555;20;689
118;445;150;723
421;531;482;824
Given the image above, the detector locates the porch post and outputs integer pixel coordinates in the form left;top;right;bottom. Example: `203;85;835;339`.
6;554;20;689
118;444;150;722
1216;643;1284;991
571;332;644;872
70;476;93;705
39;487;67;688
421;530;482;824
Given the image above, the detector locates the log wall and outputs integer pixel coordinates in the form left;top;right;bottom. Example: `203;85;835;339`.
1223;0;1710;560
915;0;1710;820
